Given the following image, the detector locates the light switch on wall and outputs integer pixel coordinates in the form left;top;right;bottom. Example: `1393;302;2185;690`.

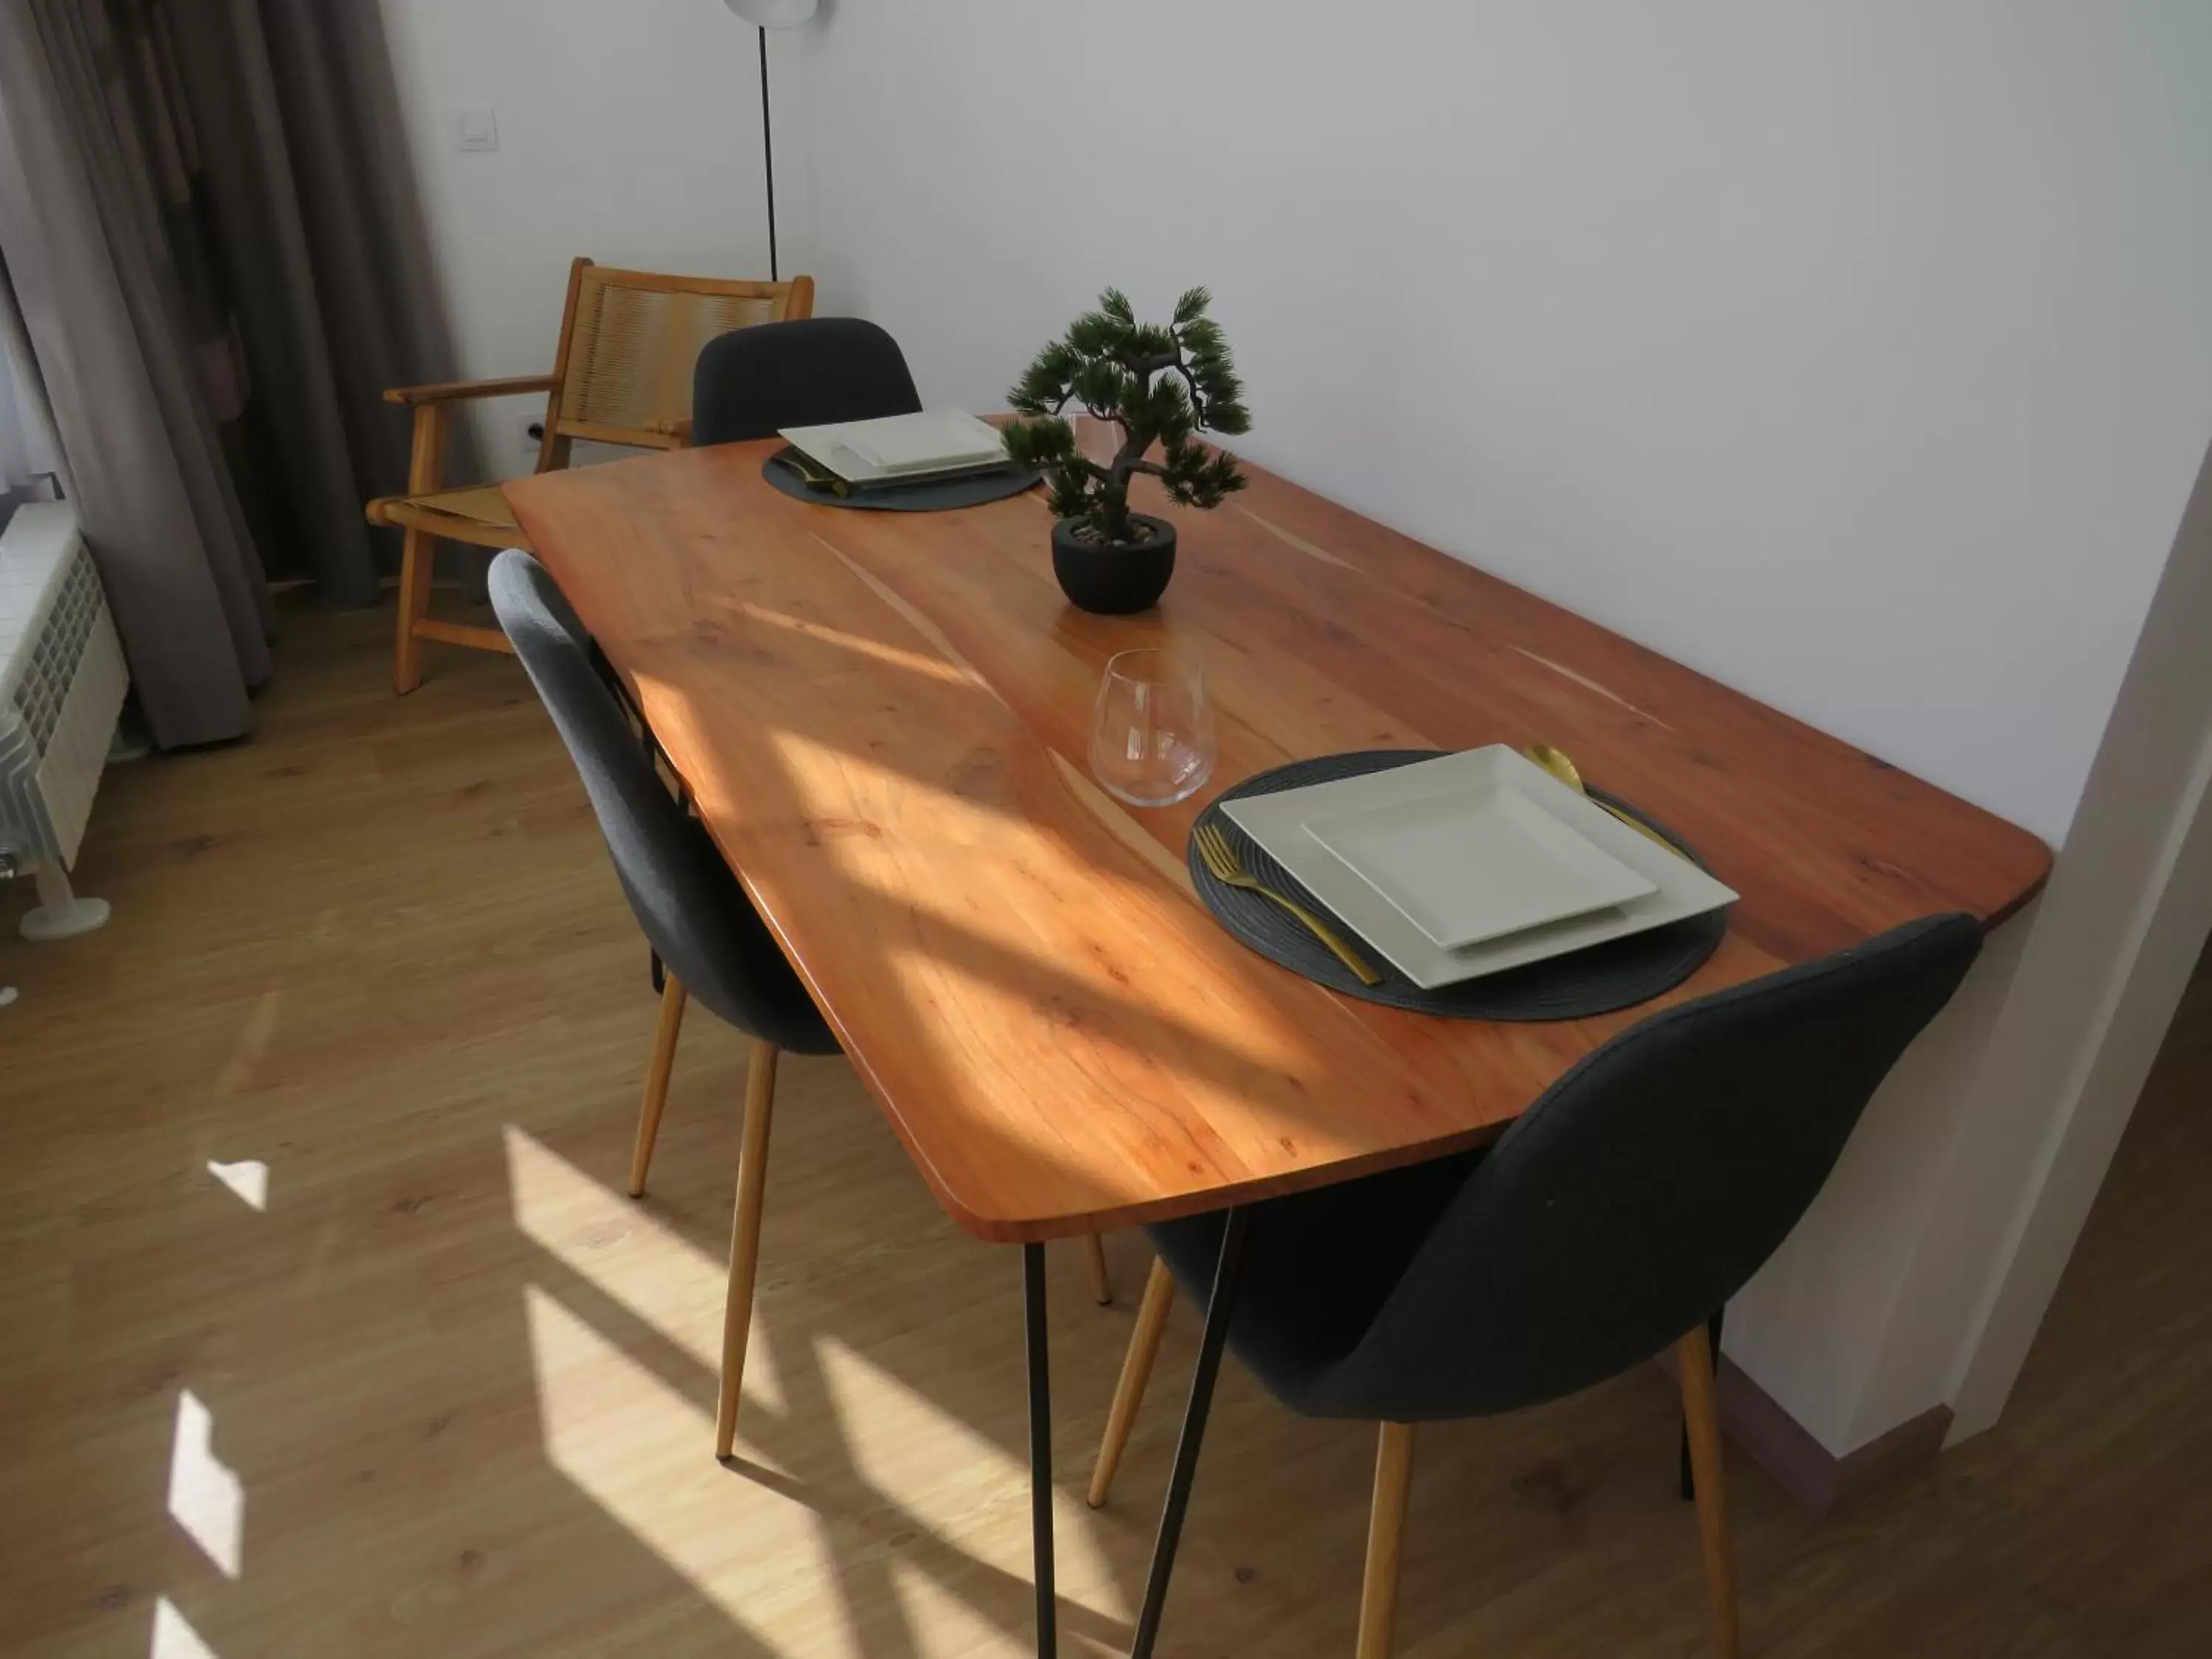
453;106;499;153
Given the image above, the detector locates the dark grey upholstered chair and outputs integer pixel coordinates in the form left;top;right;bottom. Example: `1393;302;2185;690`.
491;547;839;1459
1091;912;1983;1659
691;316;922;448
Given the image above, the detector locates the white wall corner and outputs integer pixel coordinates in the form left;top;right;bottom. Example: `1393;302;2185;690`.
1941;439;2212;1440
1736;439;2212;1458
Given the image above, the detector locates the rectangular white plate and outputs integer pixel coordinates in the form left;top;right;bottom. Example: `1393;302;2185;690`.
1220;746;1737;990
1304;782;1658;950
781;409;1008;485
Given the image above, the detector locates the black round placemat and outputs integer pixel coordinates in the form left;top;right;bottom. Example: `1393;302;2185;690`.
762;447;1042;512
1190;749;1729;1020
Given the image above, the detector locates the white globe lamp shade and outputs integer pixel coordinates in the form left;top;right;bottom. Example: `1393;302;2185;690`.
726;0;817;24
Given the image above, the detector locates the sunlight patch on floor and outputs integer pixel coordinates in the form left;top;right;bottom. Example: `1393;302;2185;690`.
517;1281;1121;1655
885;1559;996;1657
502;1122;782;1403
813;1329;1128;1615
886;1557;1118;1659
205;1159;268;1211
521;1283;821;1634
165;1389;243;1579
813;1329;1023;1521
150;1596;219;1659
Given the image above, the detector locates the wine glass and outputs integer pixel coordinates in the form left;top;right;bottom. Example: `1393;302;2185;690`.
1089;648;1217;807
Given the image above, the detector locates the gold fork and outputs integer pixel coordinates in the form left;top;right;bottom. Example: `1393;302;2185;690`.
1194;822;1383;986
773;447;855;497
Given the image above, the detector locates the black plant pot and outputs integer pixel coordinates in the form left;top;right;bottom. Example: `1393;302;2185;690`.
1051;515;1177;615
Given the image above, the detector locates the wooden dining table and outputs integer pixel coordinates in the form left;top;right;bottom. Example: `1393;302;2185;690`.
507;434;2049;1658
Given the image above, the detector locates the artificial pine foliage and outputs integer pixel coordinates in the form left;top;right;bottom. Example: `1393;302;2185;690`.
1004;287;1251;546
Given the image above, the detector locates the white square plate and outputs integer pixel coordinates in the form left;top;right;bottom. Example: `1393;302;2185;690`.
1220;746;1737;990
1304;782;1658;950
781;409;1008;485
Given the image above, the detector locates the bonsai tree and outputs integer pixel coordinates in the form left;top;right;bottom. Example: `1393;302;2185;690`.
1004;287;1251;546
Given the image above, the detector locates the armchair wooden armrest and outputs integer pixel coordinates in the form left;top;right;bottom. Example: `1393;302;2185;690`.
383;374;560;406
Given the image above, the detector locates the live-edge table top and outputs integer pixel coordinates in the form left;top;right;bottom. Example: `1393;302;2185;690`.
508;441;2048;1243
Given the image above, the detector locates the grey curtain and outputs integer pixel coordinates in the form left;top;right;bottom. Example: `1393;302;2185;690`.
1;250;69;530
0;0;271;747
164;0;476;600
0;0;469;748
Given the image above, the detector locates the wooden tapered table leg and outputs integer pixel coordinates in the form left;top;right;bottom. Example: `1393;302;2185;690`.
1089;1257;1175;1508
714;1038;779;1458
628;977;689;1197
1356;1422;1417;1659
1083;1231;1114;1306
1677;1326;1742;1658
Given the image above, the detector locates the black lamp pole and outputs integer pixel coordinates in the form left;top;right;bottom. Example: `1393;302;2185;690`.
757;28;779;281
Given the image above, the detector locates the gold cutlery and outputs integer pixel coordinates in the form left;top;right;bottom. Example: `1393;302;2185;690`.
773;448;855;497
1522;743;1685;859
1194;821;1383;986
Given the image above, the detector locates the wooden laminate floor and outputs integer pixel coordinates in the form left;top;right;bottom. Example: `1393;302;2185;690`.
2;599;2208;1658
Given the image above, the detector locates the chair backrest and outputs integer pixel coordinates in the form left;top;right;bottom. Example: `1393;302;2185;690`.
1332;913;1983;1421
690;316;922;447
536;260;817;467
487;549;832;1053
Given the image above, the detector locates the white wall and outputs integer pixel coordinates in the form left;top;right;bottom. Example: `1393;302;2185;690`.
785;1;2212;848
378;0;777;476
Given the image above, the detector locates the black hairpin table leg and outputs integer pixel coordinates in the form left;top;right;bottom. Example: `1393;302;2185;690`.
1130;1208;1251;1659
1025;1242;1057;1658
1680;1304;1725;1500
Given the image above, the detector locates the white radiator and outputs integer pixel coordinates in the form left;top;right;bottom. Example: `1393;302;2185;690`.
1;501;127;945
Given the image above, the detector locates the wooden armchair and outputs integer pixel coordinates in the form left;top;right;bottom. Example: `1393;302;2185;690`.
369;258;814;692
